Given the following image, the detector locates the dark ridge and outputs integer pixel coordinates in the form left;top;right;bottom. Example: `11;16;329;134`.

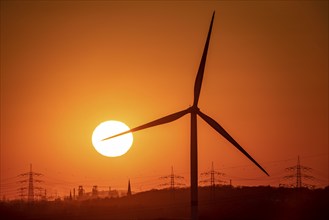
1;186;328;220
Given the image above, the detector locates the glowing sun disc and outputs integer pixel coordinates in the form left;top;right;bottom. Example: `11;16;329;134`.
92;120;133;157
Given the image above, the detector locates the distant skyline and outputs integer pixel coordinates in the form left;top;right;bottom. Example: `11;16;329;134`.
1;1;328;199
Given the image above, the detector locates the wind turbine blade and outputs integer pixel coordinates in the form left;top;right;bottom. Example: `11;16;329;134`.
198;110;269;176
102;108;190;141
193;11;215;107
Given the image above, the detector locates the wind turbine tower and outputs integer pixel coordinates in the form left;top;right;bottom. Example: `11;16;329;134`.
103;11;269;220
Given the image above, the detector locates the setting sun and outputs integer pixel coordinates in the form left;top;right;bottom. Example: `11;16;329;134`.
92;120;133;157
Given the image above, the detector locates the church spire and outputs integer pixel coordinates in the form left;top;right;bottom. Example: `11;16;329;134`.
127;179;131;196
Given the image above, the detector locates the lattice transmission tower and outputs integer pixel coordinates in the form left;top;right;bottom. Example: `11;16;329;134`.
199;162;225;200
200;162;225;188
18;164;43;201
159;166;185;190
284;156;314;188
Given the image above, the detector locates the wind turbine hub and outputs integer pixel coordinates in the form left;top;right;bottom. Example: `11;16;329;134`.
189;106;199;114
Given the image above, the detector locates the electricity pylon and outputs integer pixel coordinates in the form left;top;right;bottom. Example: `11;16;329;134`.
160;166;185;190
200;162;225;188
200;162;225;199
18;164;43;201
284;156;314;188
160;166;185;199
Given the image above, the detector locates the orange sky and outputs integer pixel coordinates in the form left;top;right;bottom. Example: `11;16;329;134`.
1;1;328;199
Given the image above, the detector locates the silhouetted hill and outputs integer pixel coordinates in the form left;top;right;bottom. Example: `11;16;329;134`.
1;186;328;220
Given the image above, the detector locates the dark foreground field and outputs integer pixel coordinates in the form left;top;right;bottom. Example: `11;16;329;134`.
1;186;328;220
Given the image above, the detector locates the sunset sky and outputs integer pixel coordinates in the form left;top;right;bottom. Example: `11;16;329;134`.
1;1;328;199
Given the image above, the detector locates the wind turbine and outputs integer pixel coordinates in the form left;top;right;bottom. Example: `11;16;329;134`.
103;11;269;220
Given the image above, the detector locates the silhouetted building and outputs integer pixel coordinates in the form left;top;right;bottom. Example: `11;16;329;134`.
108;187;119;198
78;185;84;197
92;185;98;197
